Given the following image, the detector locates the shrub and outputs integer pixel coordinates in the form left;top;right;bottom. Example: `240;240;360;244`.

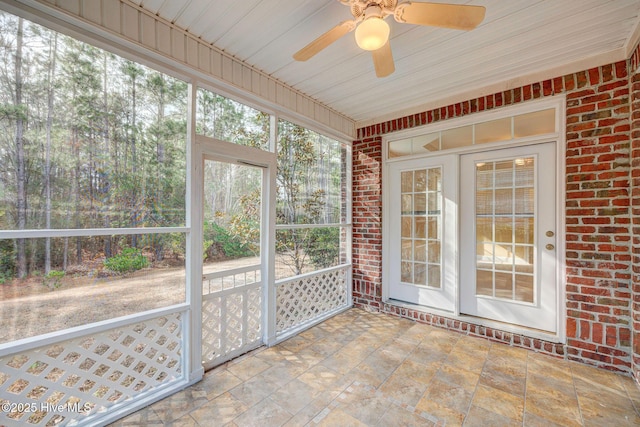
43;270;65;290
104;247;149;273
204;222;253;259
0;240;15;284
307;227;340;269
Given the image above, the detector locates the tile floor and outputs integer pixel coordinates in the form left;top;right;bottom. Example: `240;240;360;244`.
110;309;640;426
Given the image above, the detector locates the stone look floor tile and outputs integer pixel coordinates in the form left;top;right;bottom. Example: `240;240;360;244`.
484;351;527;378
523;411;569;427
525;388;582;427
423;377;473;415
267;378;321;415
463;404;520;427
257;360;308;387
435;363;481;392
479;365;526;397
229;374;280;406
471;383;524;422
408;343;450;365
526;371;576;399
578;395;640;426
197;369;243;400
189;392;248;425
333;383;391;425
226;354;272;381
527;353;573;382
377;402;438;426
232;397;293;427
149;387;209;423
312;408;367;426
378;371;429;407
165;415;199;427
394;358;440;385
415;398;465;427
109;309;640;427
108;406;163;426
319;349;363;375
280;334;315;353
297;364;343;392
443;347;488;375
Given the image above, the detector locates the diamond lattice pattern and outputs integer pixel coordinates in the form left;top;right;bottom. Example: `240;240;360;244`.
276;267;348;334
202;284;262;368
0;312;184;426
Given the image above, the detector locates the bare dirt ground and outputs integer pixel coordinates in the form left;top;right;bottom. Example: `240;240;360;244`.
0;257;263;344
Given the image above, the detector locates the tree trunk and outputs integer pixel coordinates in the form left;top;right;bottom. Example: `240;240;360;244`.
103;53;112;258
155;75;165;262
15;18;27;279
130;70;138;248
45;32;58;274
74;127;82;264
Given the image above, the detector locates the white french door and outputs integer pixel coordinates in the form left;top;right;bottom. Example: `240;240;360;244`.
387;155;457;312
459;142;557;332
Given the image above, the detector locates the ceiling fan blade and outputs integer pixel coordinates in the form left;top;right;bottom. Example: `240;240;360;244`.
372;41;395;78
394;2;486;30
293;20;357;61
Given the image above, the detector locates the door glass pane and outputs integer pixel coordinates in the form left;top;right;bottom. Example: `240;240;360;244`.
474;157;535;303
400;167;442;288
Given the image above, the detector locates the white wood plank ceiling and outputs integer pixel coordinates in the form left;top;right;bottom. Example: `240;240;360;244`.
130;0;640;127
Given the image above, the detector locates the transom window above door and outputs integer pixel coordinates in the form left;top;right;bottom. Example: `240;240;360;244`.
387;107;556;158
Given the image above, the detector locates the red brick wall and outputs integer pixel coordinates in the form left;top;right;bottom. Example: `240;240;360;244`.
630;43;640;384
632;74;640;385
353;60;633;374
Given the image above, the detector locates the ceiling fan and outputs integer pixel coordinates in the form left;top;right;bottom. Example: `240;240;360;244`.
293;1;486;78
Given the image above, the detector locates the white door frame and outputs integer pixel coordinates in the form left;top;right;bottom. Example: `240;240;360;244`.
459;142;558;333
191;136;276;369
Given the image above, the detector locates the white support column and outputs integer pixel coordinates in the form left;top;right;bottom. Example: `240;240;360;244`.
265;114;278;346
187;82;204;382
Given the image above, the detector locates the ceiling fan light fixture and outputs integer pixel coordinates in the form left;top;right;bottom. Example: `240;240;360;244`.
355;17;390;51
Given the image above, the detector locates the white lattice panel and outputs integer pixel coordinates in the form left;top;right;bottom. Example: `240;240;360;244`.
0;312;184;426
276;266;349;334
202;283;262;369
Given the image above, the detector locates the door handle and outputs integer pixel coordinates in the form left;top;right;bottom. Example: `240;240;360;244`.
546;244;555;250
546;231;554;237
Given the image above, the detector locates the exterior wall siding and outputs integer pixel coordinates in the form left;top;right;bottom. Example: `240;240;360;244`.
354;60;634;374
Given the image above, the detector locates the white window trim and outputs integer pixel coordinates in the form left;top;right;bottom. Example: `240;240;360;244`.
382;95;567;343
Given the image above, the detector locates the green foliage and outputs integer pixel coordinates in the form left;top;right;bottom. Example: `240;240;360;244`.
104;247;149;273
203;222;253;261
307;227;340;269
228;189;261;256
0;240;15;284
43;270;65;289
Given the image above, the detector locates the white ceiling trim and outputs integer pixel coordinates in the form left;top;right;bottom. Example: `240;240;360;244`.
624;15;640;57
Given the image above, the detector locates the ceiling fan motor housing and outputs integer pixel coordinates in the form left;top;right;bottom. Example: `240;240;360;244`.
347;0;399;21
